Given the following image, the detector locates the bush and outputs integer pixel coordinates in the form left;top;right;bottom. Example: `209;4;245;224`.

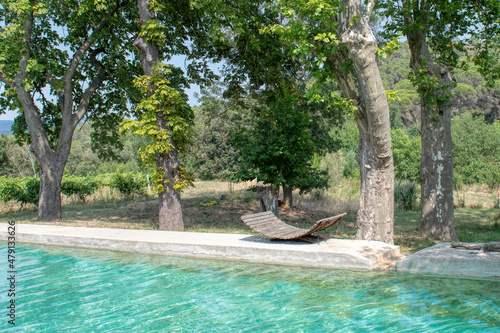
452;114;500;187
109;172;147;196
391;128;421;182
61;176;101;201
458;160;500;188
0;176;39;207
394;179;418;211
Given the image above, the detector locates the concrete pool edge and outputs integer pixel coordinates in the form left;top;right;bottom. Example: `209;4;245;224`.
397;242;500;280
3;223;498;279
0;223;400;270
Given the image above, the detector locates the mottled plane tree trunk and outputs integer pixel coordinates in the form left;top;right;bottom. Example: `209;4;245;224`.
403;1;457;241
329;0;395;243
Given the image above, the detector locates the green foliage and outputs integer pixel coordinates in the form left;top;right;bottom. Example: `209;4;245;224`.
0;176;39;206
0;0;141;154
452;114;500;187
318;150;359;188
109;172;147;196
65;124;149;177
265;0;341;74
391;128;421;182
407;62;454;107
329;118;359;154
231;94;328;192
207;0;303;100
0;134;39;177
61;176;101;201
184;84;251;180
394;179;418;211
378;42;499;126
0;173;151;205
120;65;194;193
378;0;500;79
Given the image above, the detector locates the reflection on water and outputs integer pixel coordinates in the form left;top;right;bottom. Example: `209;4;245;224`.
0;243;498;332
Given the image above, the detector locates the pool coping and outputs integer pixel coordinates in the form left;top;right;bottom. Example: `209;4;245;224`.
2;223;498;279
0;223;400;271
397;242;500;280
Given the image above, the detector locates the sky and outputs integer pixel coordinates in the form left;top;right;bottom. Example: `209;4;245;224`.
0;55;220;121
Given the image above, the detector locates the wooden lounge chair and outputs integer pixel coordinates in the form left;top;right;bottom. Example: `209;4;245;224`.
241;211;347;242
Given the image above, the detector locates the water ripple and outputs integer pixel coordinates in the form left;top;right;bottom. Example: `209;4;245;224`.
0;243;498;332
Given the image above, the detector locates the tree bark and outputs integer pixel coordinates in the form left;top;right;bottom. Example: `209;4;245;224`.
327;0;394;244
136;0;184;230
155;121;184;231
282;186;293;208
404;3;457;241
256;186;280;218
37;162;65;220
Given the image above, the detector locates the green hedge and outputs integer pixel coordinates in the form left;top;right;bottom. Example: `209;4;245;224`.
0;177;39;206
61;177;101;201
0;173;150;206
109;172;148;196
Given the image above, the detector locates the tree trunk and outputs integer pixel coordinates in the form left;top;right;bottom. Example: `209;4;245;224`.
405;7;457;241
37;161;65;220
328;0;394;244
136;0;184;230
419;90;457;240
158;190;183;230
256;186;280;218
155;125;184;231
282;186;293;208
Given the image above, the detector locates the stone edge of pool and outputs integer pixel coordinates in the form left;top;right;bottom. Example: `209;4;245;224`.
0;223;399;271
1;223;498;279
397;242;500;280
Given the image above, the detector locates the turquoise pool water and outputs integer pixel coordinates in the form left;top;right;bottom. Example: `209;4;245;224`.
1;244;499;332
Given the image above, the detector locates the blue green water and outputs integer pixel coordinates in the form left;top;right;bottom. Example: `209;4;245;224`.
1;244;499;332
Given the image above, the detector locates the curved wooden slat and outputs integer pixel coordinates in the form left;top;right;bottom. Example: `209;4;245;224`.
241;211;347;240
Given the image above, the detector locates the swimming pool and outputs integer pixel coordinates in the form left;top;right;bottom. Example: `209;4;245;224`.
1;243;499;332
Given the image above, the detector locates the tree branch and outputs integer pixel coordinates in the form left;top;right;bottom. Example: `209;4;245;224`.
43;73;63;96
12;11;55;163
451;242;500;252
62;0;122;115
16;12;34;85
73;64;107;124
364;0;376;22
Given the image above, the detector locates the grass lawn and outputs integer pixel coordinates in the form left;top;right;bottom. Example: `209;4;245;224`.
1;181;499;255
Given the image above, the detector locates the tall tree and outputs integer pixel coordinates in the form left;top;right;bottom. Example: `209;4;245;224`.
0;0;139;220
206;0;320;214
231;91;329;216
271;0;395;243
379;0;500;240
131;0;184;230
404;1;457;241
129;0;221;230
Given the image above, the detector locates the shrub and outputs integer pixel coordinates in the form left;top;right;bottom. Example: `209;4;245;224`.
61;176;101;201
391;128;421;182
109;172;147;196
394;179;418;211
0;176;39;207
